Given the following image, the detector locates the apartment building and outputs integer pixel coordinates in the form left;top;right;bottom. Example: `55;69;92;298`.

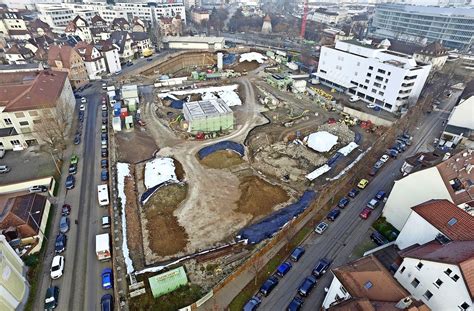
0;12;30;40
65;15;93;43
0;70;75;150
191;7;210;24
48;45;89;89
371;4;474;51
110;31;134;63
308;8;346;25
95;40;122;74
75;41;107;80
316;39;431;113
36;4;75;33
395;240;474;311
441;96;474;149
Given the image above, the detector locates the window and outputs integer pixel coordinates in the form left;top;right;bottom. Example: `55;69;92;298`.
416;262;424;270
434;279;443;288
4;118;12;125
459;302;470;310
14;112;25;118
320;69;327;74
379;91;384;96
375;76;383;81
10;140;20;146
367;73;372;77
377;69;386;74
374;82;381;88
365;79;370;84
372;89;377;93
400;266;406;273
357;61;360;66
423;290;433;300
445;268;452;276
369;66;373;70
340;286;347;295
411;278;420;288
388;72;391;76
19;121;29;126
452;274;460;282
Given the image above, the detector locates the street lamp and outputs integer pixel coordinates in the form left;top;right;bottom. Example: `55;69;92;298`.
29;210;48;241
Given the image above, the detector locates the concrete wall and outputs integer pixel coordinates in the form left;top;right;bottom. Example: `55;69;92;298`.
343;106;394;127
141;51;215;77
0;176;55;196
29;199;51;254
395;211;441;250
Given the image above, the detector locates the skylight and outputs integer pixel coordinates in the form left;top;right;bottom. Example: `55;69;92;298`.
364;281;373;289
448;217;458;226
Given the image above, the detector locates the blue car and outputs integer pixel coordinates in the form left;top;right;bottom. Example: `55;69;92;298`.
287;296;304;311
337;197;350;208
259;275;278;296
243;296;261;311
65;175;75;190
101;268;113;290
348;188;359;198
298;276;317;296
375;190;386;201
290;247;305;262
276;261;292;277
101;170;109;181
313;258;331;278
326;209;341;221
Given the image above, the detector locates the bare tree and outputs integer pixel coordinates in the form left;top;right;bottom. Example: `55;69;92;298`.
33;98;73;160
249;256;264;286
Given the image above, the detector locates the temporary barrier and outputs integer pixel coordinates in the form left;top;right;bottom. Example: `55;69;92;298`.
197;141;245;160
236;191;316;244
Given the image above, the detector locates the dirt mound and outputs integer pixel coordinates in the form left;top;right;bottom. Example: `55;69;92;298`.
200;150;245;169
237;176;289;218
143;183;189;257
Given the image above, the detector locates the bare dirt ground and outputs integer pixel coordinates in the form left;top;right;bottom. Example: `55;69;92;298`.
229;60;261;73
115;129;158;163
123;165;145;269
142;183;189;260
200;150;245;169
236;176;290;218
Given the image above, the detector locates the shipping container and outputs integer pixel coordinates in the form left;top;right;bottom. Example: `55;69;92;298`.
112;117;122;132
120;107;128;119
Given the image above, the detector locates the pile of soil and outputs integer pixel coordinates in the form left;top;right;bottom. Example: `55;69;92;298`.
200;150;245;169
143;183;189;256
236;176;289;218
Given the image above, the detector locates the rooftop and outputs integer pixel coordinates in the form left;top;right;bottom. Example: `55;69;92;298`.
183;99;232;120
332;255;409;303
162;36;225;44
412;199;474;241
376;3;474;18
0;193;47;236
0;70;68;112
447;96;474;130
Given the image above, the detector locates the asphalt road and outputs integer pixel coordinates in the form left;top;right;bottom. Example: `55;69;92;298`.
34;82;112;311
258;91;460;310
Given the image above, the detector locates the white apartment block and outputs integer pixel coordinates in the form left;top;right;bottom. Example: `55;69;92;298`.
395;242;474;311
308;9;346;25
316;39;431;113
115;2;186;24
36;4;75;33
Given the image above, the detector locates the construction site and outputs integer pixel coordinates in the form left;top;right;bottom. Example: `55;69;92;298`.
111;46;390;308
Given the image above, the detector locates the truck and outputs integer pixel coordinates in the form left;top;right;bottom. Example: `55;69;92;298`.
97;185;109;206
95;234;111;261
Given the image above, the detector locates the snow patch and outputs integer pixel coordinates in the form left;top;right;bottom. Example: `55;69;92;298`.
144;157;178;189
306;131;338;153
117;162;135;274
337;142;359;156
305;164;331;181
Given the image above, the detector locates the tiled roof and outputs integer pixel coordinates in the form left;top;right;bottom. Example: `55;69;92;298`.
112;17;129;29
131;31;148;42
0;193;47;237
5;44;32;56
28;18;51;32
75;41;102;62
412;199;474;241
418;41;448;56
400;240;474;298
110;31;129;53
0;70;68;112
95;39;118;52
329;298;429;311
47;44;75;68
332;255;409;303
91;14;107;26
8;29;29;36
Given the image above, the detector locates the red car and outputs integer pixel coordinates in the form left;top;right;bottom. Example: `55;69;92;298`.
61;204;71;216
359;208;372;219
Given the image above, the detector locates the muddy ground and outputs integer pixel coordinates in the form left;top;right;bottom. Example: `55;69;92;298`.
115;129;158;163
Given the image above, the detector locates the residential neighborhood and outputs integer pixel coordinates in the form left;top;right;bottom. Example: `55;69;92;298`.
0;0;472;311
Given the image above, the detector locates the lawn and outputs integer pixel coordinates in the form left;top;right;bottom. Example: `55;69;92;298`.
372;217;399;241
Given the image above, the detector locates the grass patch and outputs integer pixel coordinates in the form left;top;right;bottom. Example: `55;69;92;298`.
24;204;55;311
372;217;399;241
229;225;312;311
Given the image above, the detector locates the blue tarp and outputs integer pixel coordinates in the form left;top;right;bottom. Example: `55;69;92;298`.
170;100;184;109
327;153;342;167
236;191;316;244
198;141;244;160
354;131;362;144
223;53;237;65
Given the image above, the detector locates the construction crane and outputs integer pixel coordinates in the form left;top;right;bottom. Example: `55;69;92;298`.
300;0;308;39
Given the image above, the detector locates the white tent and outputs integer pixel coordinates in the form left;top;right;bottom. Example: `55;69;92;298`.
306;131;338;152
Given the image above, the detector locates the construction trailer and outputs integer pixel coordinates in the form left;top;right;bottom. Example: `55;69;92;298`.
183;99;234;134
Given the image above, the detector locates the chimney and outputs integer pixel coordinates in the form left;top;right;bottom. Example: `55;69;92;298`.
395;297;413;309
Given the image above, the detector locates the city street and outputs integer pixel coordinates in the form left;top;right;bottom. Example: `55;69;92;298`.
34;82;112;311
258;90;460;310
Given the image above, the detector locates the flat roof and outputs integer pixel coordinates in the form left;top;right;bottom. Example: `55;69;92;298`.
184;99;232;120
162;36;225;44
376;3;474;18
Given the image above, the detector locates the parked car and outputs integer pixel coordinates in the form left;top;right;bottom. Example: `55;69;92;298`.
369;167;379;177
312;258;331;278
101;159;108;169
73;135;81;145
243;296;261;311
80;97;87;103
100;294;113;311
102;118;107;125
44;286;59;310
29;185;48;193
337;197;349;208
287;296;304;311
371;231;389;246
61;204;71;216
68;163;77;175
367;103;376;109
375;190;386;200
374;160;384;169
357;179;369;189
349;95;360;102
290;247;305;262
101;125;107;133
126;61;133;67
366;198;380;209
259;275;279;296
65;175;75;190
102;104;107;111
101;148;108;158
326;209;341;221
70;155;79;165
55;233;67;254
298;276;317;296
101;170;109;181
79;104;86;111
359;207;372;220
101;133;108;141
379;154;389;163
59;216;70;233
101;216;111;229
101;268;113;290
102;111;108;118
50;255;64;279
387;149;399;158
0;165;10;174
147;57;153;62
315;221;328;234
347;188;359;198
276;261;292;277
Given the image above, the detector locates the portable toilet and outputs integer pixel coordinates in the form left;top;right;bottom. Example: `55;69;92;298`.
127;99;137;112
125;115;134;129
113;103;121;117
112;117;122;132
120;107;128;119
